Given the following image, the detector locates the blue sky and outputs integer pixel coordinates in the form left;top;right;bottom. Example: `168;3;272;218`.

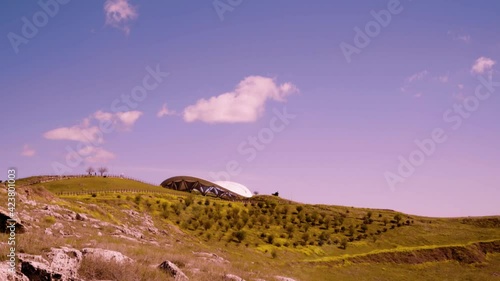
1;0;499;217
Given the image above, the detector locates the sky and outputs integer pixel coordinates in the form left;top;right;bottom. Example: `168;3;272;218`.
1;0;499;217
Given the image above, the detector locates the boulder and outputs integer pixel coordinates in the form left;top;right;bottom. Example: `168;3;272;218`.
158;261;188;280
0;208;26;233
45;247;82;279
82;248;133;264
192;252;229;264
75;213;88;221
224;274;246;281
275;277;298;281
18;248;83;281
0;261;29;281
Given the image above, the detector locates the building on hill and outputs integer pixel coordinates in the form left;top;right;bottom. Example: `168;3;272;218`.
160;176;253;199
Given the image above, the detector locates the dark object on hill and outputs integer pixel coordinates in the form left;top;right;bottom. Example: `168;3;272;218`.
272;192;279;197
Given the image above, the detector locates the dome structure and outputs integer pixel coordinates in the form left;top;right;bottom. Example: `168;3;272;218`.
160;176;253;199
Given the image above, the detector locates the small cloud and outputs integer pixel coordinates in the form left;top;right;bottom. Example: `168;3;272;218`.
448;31;471;43
157;103;176;118
183;76;298;124
44;110;143;143
104;0;138;35
77;146;116;163
458;84;464;89
471;57;496;74
44;124;103;144
406;70;429;83
413;92;423;98
21;144;35;157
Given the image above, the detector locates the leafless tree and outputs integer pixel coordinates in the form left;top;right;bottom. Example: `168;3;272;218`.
98;167;108;176
86;167;95;176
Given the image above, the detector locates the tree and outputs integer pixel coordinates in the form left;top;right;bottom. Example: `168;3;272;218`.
86;167;95;176
340;238;348;250
234;230;246;243
394;214;402;224
98;167;108;176
360;224;368;233
253;191;259;195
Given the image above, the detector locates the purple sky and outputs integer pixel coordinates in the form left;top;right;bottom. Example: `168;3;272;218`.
1;0;499;217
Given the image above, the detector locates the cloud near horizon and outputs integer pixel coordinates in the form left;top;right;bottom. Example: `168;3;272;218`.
104;0;138;35
44;110;142;164
183;76;298;124
44;110;142;143
471;57;496;74
77;146;116;163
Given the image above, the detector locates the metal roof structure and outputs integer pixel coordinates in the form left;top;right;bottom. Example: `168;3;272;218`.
160;176;253;199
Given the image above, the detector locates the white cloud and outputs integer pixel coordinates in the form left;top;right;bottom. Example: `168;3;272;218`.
406;70;429;83
115;111;143;129
471;57;496;74
448;31;471;43
157;103;176;118
183;76;298;124
44;110;143;143
458;84;464;89
21;144;35;157
44;124;103;144
104;0;138;35
77;146;116;163
413;92;423;98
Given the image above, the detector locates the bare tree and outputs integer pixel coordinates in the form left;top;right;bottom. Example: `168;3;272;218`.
98;167;108;176
86;167;95;176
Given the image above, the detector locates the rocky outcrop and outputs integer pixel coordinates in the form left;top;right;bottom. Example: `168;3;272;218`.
275;277;298;281
224;274;246;281
0;208;26;233
158;261;188;280
192;252;229;264
18;247;83;281
45;247;83;279
82;248;133;264
0;261;29;281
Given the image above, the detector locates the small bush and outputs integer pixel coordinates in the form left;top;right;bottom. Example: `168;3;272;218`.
44;216;56;224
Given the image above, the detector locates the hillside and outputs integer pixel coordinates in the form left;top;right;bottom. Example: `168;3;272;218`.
1;176;499;281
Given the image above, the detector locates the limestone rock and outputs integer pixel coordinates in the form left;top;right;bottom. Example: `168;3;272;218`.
0;261;29;281
82;248;133;264
224;274;246;281
158;261;189;280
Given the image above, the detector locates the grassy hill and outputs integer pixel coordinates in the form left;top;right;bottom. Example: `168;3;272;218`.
2;176;499;280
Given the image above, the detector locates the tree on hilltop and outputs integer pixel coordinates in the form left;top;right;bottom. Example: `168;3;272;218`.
98;167;108;176
86;167;95;176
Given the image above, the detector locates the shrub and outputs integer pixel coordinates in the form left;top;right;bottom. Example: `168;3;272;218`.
267;234;275;244
271;250;278;259
44;216;56;224
91;193;97;198
234;230;246;243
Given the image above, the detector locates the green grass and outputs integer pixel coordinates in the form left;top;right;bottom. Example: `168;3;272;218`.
35;177;166;193
4;176;499;281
